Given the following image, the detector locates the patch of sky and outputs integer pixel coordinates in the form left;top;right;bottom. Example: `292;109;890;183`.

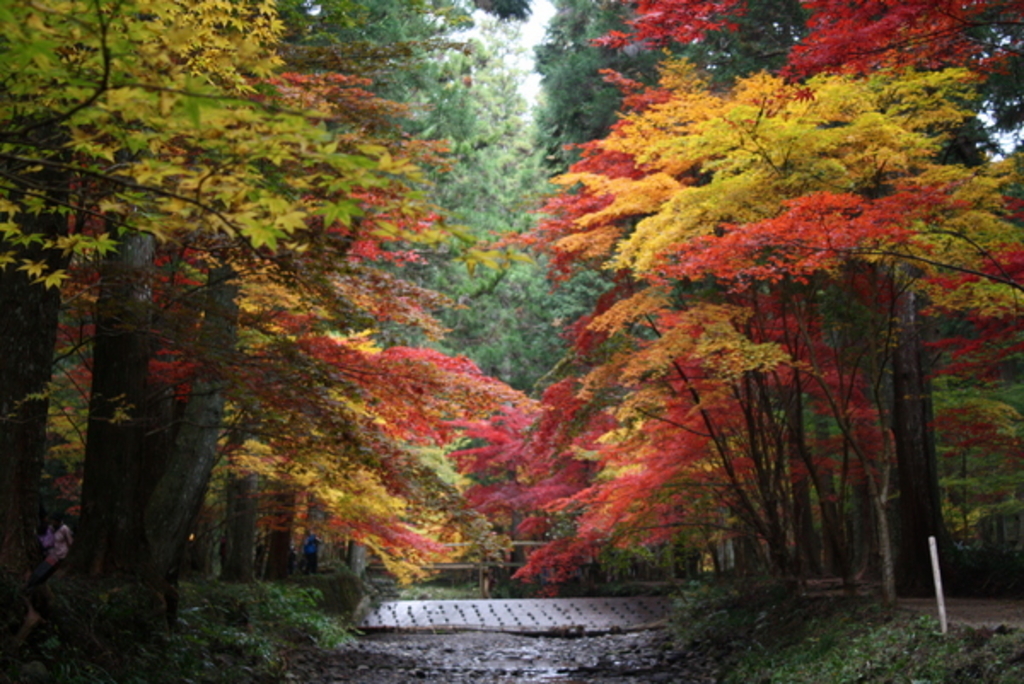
454;0;556;107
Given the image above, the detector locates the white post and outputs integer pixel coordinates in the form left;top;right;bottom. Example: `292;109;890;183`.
929;536;948;634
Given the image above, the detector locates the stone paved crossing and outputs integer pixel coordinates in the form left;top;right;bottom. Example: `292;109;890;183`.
359;597;672;635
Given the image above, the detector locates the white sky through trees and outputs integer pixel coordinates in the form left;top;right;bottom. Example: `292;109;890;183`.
458;0;555;105
518;0;556;104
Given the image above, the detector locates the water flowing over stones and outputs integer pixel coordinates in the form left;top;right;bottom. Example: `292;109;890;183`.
283;628;718;683
360;597;671;634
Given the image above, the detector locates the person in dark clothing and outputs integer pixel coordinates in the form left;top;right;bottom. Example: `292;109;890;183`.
302;531;320;575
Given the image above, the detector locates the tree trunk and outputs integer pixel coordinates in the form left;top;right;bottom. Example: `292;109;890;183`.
71;231;156;577
873;485;898;607
788;382;821;577
805;410;853;584
264;489;296;580
892;290;945;596
266;526;293;580
347;541;368;577
222;468;259;582
818;471;852;582
0;172;69;573
146;265;238;580
792;473;820;577
854;448;897;605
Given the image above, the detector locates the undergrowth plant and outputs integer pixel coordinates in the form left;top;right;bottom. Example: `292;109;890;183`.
671;580;1024;684
1;576;351;684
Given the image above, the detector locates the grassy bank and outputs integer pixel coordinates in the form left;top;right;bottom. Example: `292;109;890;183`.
671;581;1024;683
1;575;351;684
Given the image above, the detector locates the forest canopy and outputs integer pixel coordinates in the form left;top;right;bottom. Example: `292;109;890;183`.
2;0;1024;615
460;0;1024;601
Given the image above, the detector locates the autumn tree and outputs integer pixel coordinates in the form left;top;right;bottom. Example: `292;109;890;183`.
511;59;1024;602
46;0;423;590
478;0;1024;599
0;0;303;574
2;0;528;606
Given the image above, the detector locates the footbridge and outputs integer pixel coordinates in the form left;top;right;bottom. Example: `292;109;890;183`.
358;596;672;635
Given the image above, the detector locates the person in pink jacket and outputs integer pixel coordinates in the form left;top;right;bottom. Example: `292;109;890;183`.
50;516;73;562
25;514;73;591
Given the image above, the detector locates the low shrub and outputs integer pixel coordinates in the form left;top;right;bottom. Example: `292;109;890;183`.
1;574;351;684
670;579;1024;684
944;545;1024;598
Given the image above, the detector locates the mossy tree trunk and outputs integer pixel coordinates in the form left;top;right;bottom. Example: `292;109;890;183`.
146;264;238;581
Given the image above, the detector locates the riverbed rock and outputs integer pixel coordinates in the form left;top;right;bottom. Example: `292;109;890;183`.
284;628;717;683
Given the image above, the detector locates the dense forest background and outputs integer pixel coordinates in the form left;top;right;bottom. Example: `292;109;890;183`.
2;0;1024;619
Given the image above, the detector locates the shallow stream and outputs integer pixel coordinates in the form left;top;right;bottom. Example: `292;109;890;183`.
283;628;717;683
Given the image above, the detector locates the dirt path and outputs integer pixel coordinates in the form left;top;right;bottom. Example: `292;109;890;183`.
804;577;1024;630
283;628;716;683
897;597;1024;629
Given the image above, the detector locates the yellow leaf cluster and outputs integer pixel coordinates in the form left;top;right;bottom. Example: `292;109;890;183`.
553;225;625;263
1;0;433;274
568;173;683;232
554;64;995;280
135;0;283;87
588;289;672;333
692;317;791;383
